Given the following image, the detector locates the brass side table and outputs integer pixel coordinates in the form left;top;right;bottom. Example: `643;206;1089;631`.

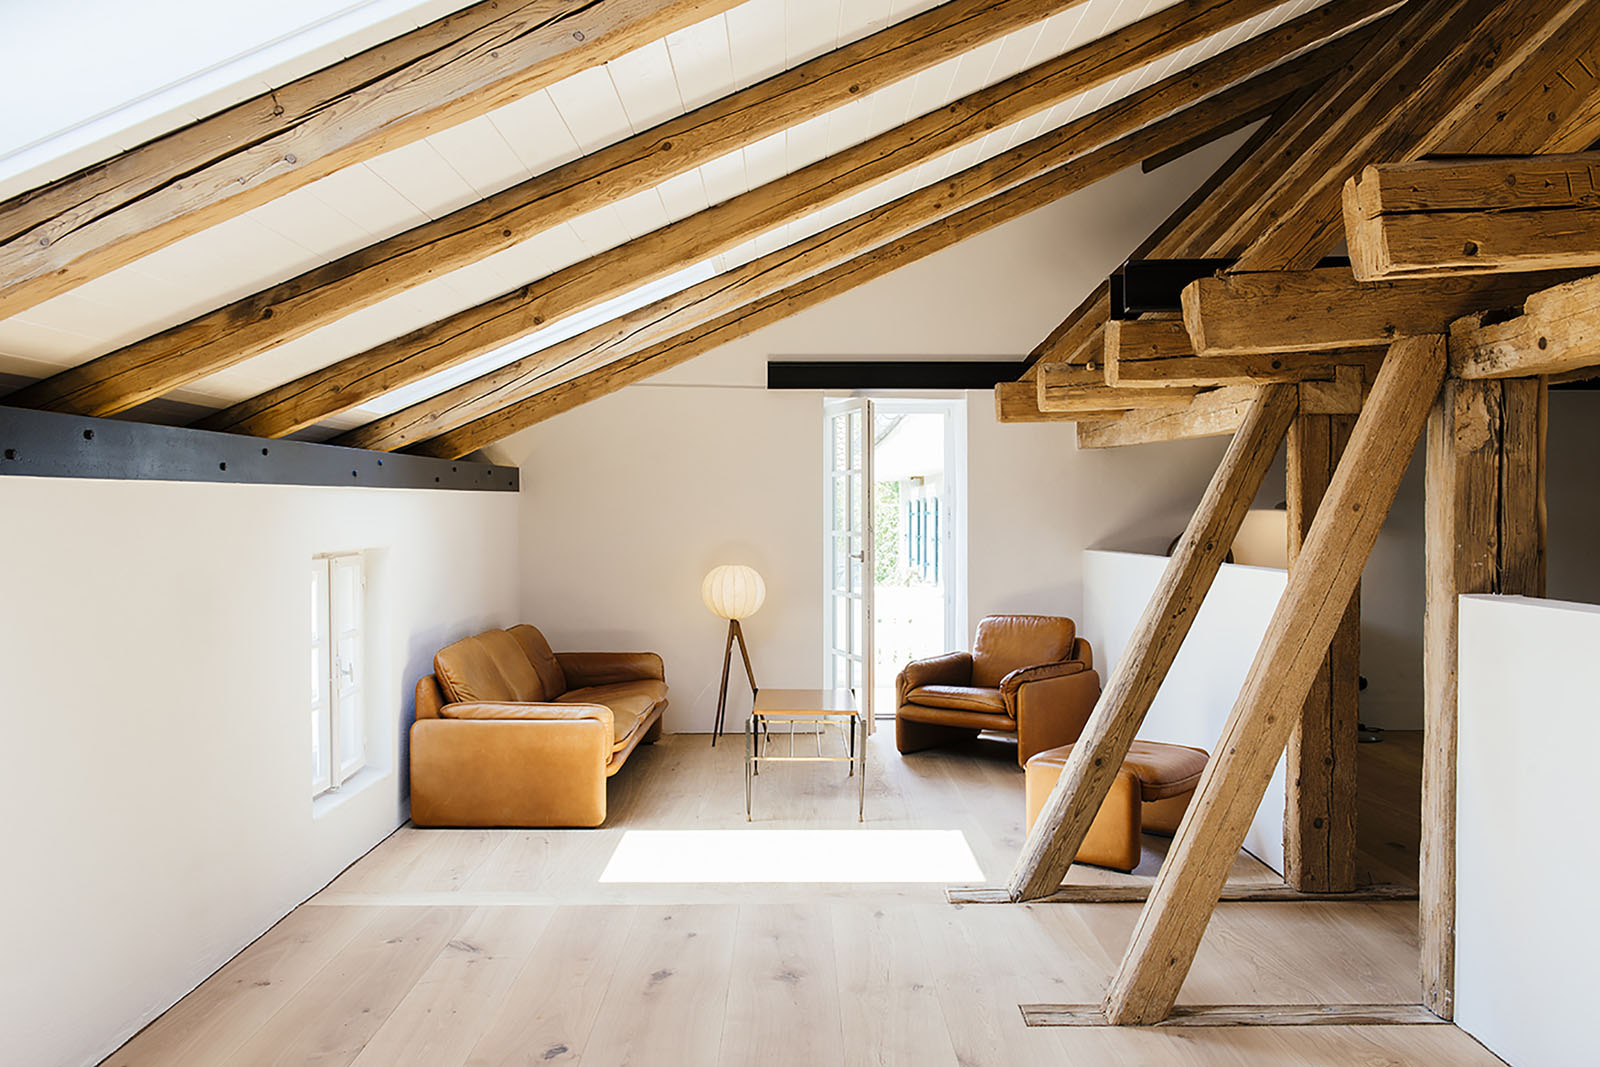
745;688;864;821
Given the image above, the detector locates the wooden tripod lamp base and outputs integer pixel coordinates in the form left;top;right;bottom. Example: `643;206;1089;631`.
702;564;766;746
712;618;757;745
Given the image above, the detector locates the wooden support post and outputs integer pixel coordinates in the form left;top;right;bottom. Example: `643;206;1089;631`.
1103;334;1446;1025
1283;412;1360;892
1006;384;1298;901
1421;374;1547;1018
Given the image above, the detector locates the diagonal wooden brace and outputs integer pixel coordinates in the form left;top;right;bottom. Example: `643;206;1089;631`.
1005;383;1298;901
1103;333;1447;1025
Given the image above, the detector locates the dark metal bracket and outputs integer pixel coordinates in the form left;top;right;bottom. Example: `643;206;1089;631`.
767;360;1023;390
0;405;518;491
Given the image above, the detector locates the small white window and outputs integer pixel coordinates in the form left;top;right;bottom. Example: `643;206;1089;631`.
311;553;366;797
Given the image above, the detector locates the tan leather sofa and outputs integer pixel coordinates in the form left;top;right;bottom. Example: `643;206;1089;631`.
895;614;1100;766
410;624;667;827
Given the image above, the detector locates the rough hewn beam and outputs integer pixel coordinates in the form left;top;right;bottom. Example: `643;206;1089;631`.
1074;385;1260;449
1450;271;1600;378
1181;267;1580;354
11;0;1294;425
1008;385;1297;900
1019;0;1396;379
345;21;1363;451
1345;153;1600;279
1422;375;1546;1017
0;0;742;318
1283;412;1360;893
1103;334;1447;1025
1036;381;1200;414
1109;347;1386;389
2;0;1087;417
1232;0;1592;270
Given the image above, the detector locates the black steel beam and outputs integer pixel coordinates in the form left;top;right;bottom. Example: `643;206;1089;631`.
0;405;518;491
767;361;1022;390
1112;256;1352;318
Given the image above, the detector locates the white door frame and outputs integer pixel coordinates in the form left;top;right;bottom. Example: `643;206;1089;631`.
822;395;969;722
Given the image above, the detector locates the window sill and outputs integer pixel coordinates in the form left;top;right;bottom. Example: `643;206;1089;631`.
312;765;385;819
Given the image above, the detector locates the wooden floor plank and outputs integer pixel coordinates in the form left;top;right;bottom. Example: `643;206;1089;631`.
102;732;1507;1066
462;905;637;1066
219;906;472;1066
348;906;555;1067
104;905;375;1066
578;904;738;1067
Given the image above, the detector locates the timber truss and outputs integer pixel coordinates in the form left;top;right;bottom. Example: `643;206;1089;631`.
2;0;1600;1027
984;0;1600;1028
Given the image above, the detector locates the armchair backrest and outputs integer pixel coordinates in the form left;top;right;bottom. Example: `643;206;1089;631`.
434;628;546;703
971;615;1077;687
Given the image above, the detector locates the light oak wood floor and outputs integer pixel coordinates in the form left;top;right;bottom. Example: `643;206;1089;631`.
107;728;1503;1065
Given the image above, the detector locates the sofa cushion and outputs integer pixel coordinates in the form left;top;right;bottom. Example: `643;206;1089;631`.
971;615;1076;687
510;624;566;698
906;684;1007;715
434;629;543;703
556;680;668;709
555;683;666;751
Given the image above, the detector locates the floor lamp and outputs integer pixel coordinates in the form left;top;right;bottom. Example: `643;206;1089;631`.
703;564;764;745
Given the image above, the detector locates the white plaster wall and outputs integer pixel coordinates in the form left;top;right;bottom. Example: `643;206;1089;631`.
492;145;1247;732
1080;550;1289;872
1456;594;1600;1067
0;477;519;1067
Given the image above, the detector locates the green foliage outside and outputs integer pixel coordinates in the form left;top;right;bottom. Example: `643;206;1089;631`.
875;479;901;584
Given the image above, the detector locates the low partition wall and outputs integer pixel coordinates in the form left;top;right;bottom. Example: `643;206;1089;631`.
1456;594;1600;1067
1081;550;1288;873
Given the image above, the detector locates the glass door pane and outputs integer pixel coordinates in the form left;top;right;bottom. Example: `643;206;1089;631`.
823;397;873;725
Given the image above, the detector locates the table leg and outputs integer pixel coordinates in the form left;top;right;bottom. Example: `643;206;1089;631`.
745;714;753;820
857;715;866;822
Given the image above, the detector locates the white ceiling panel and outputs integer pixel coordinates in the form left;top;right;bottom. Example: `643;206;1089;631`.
1;0;1339;428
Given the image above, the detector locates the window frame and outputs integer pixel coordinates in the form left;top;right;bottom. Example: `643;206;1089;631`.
311;552;366;798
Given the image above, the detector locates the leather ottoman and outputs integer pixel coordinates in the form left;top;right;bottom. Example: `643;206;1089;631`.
1024;739;1209;872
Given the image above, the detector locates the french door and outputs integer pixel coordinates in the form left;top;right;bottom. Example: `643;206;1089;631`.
824;397;873;725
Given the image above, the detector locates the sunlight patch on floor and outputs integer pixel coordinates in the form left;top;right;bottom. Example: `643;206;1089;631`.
599;829;984;883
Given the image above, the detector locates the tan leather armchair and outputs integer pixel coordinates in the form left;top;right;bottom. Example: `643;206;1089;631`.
410;625;667;828
895;614;1100;766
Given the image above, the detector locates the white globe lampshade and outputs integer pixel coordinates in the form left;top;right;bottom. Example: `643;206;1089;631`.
701;565;766;620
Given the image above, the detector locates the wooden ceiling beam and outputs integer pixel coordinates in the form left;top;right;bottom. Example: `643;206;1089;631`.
1074;386;1260;449
1036;380;1200;414
1450;271;1600;379
0;0;744;319
3;0;1090;418
1108;347;1387;390
1233;0;1599;271
7;0;1292;424
329;13;1366;451
1181;266;1581;354
1344;153;1600;279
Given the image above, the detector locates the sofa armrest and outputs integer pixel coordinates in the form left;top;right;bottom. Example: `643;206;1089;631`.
556;651;666;689
999;661;1086;708
896;651;973;705
439;701;614;732
1011;668;1102;766
410;717;610;827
